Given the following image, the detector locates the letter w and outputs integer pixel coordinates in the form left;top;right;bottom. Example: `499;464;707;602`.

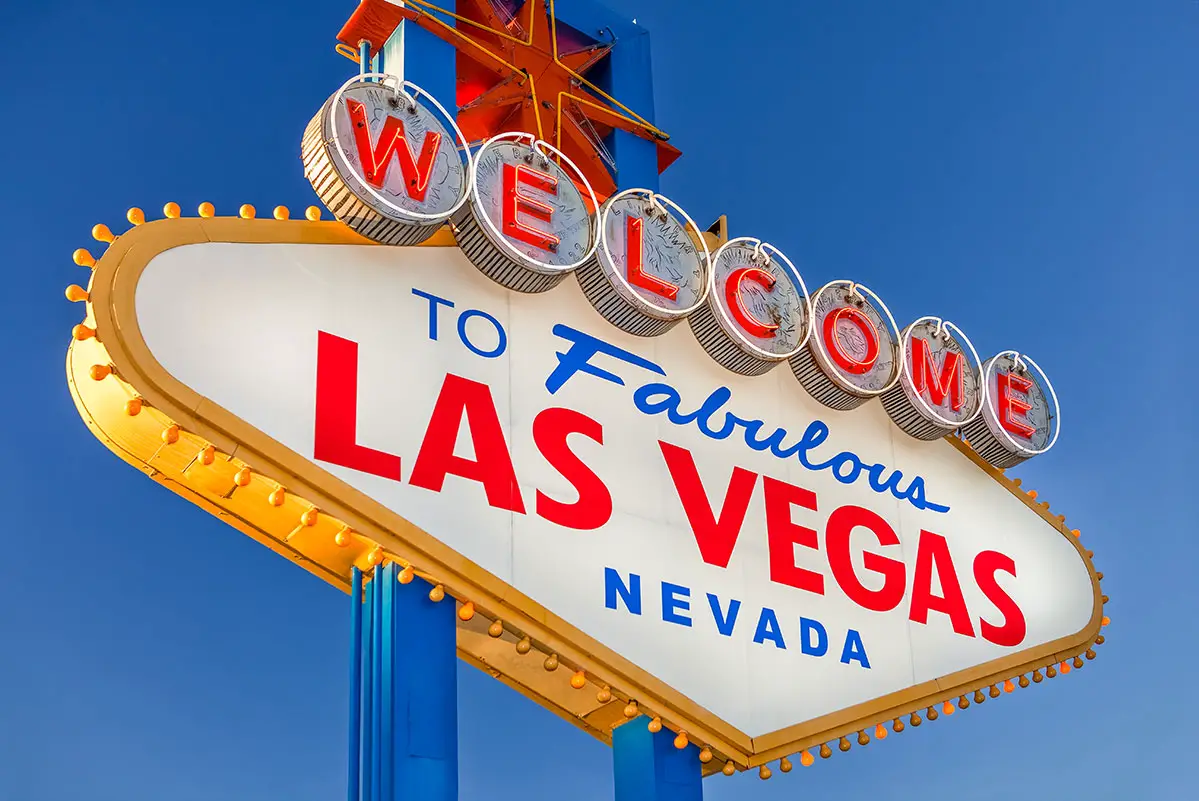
344;98;441;199
659;442;758;568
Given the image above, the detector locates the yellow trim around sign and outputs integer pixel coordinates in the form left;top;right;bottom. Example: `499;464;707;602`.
66;215;1106;771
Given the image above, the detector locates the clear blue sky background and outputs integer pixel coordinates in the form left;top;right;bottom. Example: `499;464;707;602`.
1;2;1195;799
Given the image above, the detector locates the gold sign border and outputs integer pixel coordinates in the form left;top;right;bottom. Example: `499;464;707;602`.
66;215;1106;773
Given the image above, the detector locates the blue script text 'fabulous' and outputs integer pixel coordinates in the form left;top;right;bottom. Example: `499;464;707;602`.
544;324;950;514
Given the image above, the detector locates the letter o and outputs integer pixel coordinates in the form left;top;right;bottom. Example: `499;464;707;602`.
457;309;507;358
823;306;880;375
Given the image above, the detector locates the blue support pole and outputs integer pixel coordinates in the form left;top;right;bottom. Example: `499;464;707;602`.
606;29;660;192
348;569;363;801
400;1;457;112
371;566;384;801
380;565;395;801
613;718;703;801
361;577;374;801
348;567;458;801
554;2;661;191
391;578;458;801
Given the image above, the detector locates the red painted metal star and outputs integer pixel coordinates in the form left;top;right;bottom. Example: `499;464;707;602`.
339;0;681;199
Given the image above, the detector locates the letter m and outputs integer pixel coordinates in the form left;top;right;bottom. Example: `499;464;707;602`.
910;336;964;412
344;98;441;200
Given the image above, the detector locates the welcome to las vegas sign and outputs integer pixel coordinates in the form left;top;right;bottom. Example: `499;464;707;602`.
64;71;1106;774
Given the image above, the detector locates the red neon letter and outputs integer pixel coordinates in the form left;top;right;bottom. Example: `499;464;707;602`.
344;98;441;199
825;505;905;612
997;372;1036;439
909;337;964;411
502;163;560;252
909;530;976;637
533;407;612;531
660;442;757;568
823;307;880;375
408;374;526;513
624;216;679;301
725;267;778;339
313;331;402;481
974;550;1026;646
764;477;824;595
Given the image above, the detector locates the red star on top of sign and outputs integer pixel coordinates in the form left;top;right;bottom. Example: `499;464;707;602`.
338;0;682;199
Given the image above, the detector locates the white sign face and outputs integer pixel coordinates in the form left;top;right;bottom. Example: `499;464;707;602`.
134;242;1094;739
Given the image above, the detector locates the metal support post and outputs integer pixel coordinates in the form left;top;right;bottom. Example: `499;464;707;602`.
371;563;383;801
613;718;703;801
390;575;458;800
347;568;363;801
346;565;458;801
399;2;456;108
358;40;371;76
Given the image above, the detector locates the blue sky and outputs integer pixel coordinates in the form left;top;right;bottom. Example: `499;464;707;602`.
2;1;1196;799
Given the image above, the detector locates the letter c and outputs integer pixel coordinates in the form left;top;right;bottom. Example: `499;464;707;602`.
725;266;778;339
